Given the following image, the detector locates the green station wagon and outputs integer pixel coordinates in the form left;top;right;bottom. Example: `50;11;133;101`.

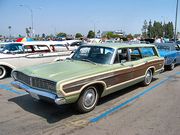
11;43;164;113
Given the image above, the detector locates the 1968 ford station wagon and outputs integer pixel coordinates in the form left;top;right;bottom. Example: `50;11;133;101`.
11;43;164;113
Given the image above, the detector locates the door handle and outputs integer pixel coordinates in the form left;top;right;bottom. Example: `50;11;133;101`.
144;61;148;64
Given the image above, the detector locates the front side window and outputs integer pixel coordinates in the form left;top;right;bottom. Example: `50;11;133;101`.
114;48;129;63
72;46;115;64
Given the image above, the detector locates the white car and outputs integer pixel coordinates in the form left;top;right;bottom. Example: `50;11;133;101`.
56;40;83;51
0;41;72;79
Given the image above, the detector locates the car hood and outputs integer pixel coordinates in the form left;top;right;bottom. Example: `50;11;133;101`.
16;60;110;82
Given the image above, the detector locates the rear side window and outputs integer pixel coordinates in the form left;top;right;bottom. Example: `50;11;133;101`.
140;47;157;57
129;48;142;61
34;45;50;52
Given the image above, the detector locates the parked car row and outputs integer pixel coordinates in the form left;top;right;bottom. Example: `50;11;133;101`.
12;43;164;113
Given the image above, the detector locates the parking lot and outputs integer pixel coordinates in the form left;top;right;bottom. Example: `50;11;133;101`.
0;66;179;135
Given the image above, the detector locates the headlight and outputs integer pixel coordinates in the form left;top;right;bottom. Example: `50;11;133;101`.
11;71;17;80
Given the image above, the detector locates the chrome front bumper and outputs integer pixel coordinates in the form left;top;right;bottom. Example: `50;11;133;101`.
11;81;66;105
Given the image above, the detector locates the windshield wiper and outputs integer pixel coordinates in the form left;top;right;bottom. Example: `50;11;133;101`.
81;59;97;65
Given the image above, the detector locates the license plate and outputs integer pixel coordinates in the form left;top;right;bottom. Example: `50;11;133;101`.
30;92;40;100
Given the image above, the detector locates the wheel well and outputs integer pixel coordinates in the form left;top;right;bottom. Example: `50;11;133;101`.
174;58;176;63
93;83;105;97
0;65;13;76
81;83;105;97
149;68;155;75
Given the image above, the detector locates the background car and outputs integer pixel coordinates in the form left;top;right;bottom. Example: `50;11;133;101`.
155;43;180;70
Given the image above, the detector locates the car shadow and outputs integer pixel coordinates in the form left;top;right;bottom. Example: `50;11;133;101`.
8;94;77;123
8;78;158;123
98;78;158;105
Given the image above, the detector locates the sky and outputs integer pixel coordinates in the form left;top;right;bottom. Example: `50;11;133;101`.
0;0;179;37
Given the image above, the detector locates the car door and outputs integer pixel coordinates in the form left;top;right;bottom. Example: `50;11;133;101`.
113;48;133;82
129;47;147;79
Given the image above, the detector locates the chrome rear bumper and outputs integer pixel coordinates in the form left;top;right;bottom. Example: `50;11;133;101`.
11;81;66;105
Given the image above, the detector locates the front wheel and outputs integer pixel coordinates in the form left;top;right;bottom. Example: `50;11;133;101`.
0;66;7;79
142;69;153;86
169;62;175;70
76;86;99;113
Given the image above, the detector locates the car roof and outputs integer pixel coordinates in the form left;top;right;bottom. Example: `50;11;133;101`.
154;43;176;46
4;41;66;46
83;43;155;49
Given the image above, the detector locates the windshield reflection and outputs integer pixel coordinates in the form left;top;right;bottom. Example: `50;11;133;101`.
2;43;23;54
72;46;114;64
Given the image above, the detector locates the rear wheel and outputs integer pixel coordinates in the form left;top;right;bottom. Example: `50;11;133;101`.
0;66;7;79
142;69;153;86
76;86;99;113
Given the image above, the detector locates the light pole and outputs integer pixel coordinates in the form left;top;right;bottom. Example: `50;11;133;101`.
174;0;179;41
93;23;96;38
19;4;34;37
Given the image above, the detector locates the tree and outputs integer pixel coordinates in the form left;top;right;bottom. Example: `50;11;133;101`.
145;20;174;39
75;33;83;38
8;26;11;30
102;32;120;39
133;34;141;38
142;20;148;38
126;34;133;40
42;33;46;38
87;30;95;38
106;32;114;39
56;32;67;38
147;20;153;38
165;22;174;39
153;21;163;38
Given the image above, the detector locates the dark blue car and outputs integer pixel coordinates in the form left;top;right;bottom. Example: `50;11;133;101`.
155;43;180;70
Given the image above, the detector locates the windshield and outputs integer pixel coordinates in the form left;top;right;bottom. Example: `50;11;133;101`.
157;45;171;51
72;46;115;64
2;43;23;54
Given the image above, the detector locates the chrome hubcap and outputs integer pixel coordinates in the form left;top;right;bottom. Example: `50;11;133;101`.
171;63;174;69
83;88;96;109
145;70;152;84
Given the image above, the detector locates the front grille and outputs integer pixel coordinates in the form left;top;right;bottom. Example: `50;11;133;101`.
15;71;56;92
